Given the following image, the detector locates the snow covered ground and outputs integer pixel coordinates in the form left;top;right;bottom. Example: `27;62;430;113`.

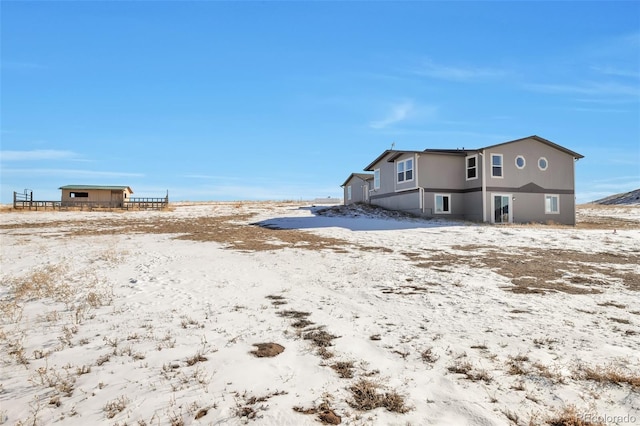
1;202;638;425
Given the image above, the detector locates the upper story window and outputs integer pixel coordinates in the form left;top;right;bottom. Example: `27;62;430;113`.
466;155;478;180
374;169;380;189
491;154;503;178
538;157;548;171
397;158;413;183
515;155;526;169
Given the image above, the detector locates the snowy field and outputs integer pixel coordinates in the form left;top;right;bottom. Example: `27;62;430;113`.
1;201;638;425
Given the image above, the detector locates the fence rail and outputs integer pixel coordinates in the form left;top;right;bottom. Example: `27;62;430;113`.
13;192;169;211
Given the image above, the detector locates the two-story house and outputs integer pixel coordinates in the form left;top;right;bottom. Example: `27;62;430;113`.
342;135;584;225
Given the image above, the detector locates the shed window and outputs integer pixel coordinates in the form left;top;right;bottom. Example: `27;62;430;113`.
70;192;89;198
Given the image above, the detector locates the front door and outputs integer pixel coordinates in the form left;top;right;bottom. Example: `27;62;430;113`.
492;194;511;224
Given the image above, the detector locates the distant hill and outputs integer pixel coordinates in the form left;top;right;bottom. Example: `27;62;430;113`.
592;188;640;205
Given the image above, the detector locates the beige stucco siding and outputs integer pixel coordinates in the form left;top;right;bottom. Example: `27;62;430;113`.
419;154;467;190
484;138;575;191
343;177;370;205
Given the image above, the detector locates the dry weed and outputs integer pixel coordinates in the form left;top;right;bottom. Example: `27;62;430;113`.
330;361;355;378
347;379;410;413
104;395;129;419
545;404;606;425
574;363;640;388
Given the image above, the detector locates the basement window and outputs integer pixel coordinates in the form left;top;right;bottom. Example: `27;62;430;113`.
434;194;451;214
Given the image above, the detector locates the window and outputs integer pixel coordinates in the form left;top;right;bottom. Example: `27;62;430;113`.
466;155;478;180
545;194;559;214
374;169;380;189
397;158;413;183
515;155;526;169
347;185;352;201
491;154;503;177
538;157;548;171
70;192;88;198
434;194;451;214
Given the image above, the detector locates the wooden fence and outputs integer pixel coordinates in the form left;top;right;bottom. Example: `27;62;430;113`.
13;191;169;211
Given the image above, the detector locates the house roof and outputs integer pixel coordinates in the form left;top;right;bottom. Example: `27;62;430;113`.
481;135;584;159
363;135;583;171
363;150;423;171
341;173;374;187
59;185;134;193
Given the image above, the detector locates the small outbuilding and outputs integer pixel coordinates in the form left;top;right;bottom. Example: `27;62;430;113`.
59;185;133;208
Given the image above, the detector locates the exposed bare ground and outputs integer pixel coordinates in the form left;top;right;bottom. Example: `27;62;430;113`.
2;205;638;294
408;246;639;293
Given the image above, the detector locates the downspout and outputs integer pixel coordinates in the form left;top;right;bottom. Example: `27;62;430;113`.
573;157;578;225
416;153;424;213
480;150;487;222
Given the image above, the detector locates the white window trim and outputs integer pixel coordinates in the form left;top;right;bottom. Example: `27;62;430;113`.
545;194;560;214
396;158;414;184
491;153;503;178
373;168;380;190
465;154;478;181
434;193;451;214
538;157;548;171
347;185;352;201
515;155;526;169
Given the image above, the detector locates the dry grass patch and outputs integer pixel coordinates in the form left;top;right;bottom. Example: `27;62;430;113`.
597;301;626;308
347;379;410;413
294;396;341;425
421;347;439;364
573;363;640;388
545;404;606;425
104;395;129;419
303;328;339;348
277;309;315;328
8;263;74;303
330;361;355;379
234;390;288;421
250;342;284;358
413;245;639;294
447;359;493;383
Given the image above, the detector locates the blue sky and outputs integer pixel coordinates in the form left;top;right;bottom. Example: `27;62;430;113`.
1;1;639;204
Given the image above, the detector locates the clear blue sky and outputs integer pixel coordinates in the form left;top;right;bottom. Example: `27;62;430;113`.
1;1;639;204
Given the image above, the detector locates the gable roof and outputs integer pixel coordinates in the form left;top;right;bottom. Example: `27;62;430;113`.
341;173;373;187
362;135;583;171
59;185;134;193
363;150;423;171
481;135;584;159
